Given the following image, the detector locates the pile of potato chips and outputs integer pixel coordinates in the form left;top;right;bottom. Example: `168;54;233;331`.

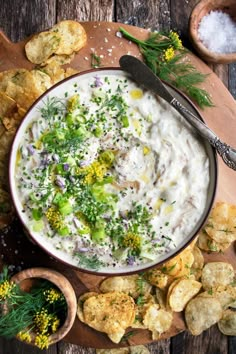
77;202;236;344
197;201;236;252
0;20;87;228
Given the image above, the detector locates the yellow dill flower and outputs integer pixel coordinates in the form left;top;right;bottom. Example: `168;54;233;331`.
34;308;51;334
164;47;175;62
0;280;15;300
45;207;63;231
17;331;31;343
169;31;182;49
44;288;63;304
51;316;60;333
67;94;79;112
122;232;141;250
35;333;50;350
80;160;108;185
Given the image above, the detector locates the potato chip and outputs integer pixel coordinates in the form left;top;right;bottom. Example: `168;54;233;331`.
144;268;168;289
185;296;222;335
0;69;28;92
143;305;173;339
30;69;52;93
197;230;231;253
77;291;98;323
25;31;61;64
41;53;75;66
65;67;80;78
205;202;236;244
174;249;194;278
82;292;135;340
133;294;157;329
5;81;37;110
218;309;236;336
96;348;129;354
42;62;66;84
198;285;236;310
51;20;87;55
161;255;182;276
107;330;126;344
155;287;167;309
0;92;17;118
201;262;235;290
191;245;204;280
168;278;202;312
100;274;151;299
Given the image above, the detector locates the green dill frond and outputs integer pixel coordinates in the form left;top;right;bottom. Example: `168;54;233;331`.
75;253;104;270
40;97;65;120
91;53;102;68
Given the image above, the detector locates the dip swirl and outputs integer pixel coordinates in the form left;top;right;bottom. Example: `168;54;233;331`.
15;73;209;271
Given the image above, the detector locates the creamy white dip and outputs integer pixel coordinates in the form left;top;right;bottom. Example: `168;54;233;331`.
15;73;210;271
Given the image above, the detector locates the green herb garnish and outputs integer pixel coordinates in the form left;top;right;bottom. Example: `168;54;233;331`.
75;253;104;270
119;27;213;108
91;52;101;68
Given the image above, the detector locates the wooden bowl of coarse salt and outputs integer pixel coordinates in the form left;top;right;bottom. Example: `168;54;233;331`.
189;0;236;63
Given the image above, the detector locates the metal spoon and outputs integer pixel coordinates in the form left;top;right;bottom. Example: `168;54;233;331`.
119;55;236;171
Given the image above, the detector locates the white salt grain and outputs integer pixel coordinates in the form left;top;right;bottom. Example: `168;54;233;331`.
198;10;236;54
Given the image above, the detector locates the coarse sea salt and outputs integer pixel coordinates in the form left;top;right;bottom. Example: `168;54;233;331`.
198;10;236;54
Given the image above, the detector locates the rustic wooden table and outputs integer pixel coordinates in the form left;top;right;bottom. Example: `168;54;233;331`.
0;0;235;353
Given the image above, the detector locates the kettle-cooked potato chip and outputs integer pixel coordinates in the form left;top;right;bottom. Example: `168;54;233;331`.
133;294;157;329
197;230;231;253
77;291;98;323
185;296;222;335
144;268;168;289
82;292;135;342
51;20;87;55
0;92;17;118
218;309;236;336
204;202;236;244
25;31;61;64
201;262;235;290
168;278;202;312
191;245;204;280
100;274;151;299
198;285;236;310
143;305;173;339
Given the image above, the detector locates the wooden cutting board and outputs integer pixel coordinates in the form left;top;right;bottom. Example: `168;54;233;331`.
0;22;235;349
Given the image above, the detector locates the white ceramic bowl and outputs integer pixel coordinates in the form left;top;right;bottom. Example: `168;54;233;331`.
9;68;217;275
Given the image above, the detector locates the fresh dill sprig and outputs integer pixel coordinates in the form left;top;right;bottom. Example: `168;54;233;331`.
40;97;65;120
75;252;104;270
91;52;102;68
119;27;213;109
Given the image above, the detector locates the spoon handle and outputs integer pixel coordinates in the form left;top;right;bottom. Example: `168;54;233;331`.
170;98;236;170
120;55;236;171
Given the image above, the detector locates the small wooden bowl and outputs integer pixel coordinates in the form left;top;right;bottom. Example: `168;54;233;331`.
11;267;77;347
189;0;236;63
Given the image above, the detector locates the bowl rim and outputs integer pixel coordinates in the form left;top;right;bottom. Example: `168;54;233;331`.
10;267;77;345
189;0;236;63
9;67;218;276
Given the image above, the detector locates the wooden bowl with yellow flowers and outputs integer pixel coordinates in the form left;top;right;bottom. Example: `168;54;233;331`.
0;267;77;350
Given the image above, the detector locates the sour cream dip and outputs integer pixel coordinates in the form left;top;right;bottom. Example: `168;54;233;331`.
13;70;210;272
